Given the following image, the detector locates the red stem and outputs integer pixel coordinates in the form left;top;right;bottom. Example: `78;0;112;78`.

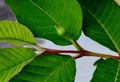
43;48;120;60
79;49;120;60
44;49;81;54
35;45;120;60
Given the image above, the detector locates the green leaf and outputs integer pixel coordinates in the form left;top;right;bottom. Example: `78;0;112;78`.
5;0;82;45
0;48;36;82
0;20;36;45
91;58;120;82
10;54;76;82
78;0;120;52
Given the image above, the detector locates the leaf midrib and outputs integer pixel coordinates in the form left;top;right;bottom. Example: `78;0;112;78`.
114;62;120;82
83;7;119;52
30;0;73;43
30;0;62;29
0;58;33;82
0;57;33;72
45;58;73;81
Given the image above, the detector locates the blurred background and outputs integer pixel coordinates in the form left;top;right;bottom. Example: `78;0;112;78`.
0;0;117;82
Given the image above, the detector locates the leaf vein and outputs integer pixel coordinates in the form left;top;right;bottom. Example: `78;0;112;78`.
83;7;119;52
114;62;120;82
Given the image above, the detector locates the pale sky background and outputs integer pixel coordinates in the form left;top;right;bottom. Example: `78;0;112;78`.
0;0;118;82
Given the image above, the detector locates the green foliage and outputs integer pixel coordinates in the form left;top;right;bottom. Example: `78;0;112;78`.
78;0;120;52
0;20;36;46
91;58;120;82
0;0;120;82
5;0;82;45
10;54;76;82
0;48;36;82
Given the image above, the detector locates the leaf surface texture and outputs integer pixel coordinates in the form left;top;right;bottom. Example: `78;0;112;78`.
10;54;76;82
0;48;36;82
6;0;82;45
91;58;120;82
78;0;120;52
0;20;36;45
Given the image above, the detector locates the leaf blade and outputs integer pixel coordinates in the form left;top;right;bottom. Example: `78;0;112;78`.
91;58;120;82
78;0;120;52
10;54;76;82
5;0;82;45
0;48;36;82
0;20;36;45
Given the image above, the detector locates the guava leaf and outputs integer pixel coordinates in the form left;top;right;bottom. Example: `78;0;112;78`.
10;54;76;82
91;58;120;82
78;0;120;52
0;48;36;82
0;20;36;45
5;0;82;45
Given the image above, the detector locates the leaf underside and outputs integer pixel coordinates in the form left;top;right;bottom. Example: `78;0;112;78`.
78;0;120;52
0;20;36;46
5;0;82;45
0;48;36;82
10;54;76;82
91;58;120;82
